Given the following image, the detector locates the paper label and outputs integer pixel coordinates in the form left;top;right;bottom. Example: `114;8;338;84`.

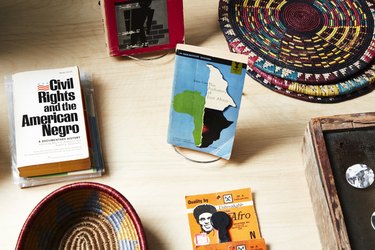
185;188;265;248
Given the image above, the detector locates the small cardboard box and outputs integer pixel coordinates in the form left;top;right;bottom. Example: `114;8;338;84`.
302;112;375;249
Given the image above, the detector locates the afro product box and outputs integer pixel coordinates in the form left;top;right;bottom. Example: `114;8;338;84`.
185;188;266;249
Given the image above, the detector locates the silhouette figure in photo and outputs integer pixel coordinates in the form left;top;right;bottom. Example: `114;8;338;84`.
125;0;154;47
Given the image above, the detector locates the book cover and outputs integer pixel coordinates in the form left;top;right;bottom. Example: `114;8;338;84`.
100;0;184;56
185;188;265;249
167;44;248;160
11;74;105;188
10;66;91;177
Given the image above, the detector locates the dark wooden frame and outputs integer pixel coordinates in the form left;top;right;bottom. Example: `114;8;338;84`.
302;112;375;249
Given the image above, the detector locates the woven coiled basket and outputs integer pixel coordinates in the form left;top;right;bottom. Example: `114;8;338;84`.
16;182;147;250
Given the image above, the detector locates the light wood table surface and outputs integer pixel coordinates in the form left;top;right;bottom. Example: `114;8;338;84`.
0;1;374;249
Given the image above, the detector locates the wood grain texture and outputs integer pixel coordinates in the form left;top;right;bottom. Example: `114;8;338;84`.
0;1;375;249
303;126;339;250
311;118;350;249
303;122;350;250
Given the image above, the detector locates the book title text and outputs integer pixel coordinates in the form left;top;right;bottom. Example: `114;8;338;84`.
21;78;82;137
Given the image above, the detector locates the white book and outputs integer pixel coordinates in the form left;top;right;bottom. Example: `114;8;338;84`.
10;66;91;177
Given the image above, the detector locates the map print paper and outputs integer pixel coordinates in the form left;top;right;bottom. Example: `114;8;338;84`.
168;44;247;159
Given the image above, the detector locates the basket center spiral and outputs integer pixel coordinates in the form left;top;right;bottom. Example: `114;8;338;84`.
280;2;323;33
58;213;119;250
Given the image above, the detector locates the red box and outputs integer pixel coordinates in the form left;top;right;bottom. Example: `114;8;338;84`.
100;0;184;56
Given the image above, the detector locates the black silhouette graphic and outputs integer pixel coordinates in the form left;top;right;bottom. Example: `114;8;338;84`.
199;108;233;148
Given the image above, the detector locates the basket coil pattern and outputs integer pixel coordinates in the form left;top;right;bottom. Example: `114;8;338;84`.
247;61;375;102
219;0;375;102
16;182;147;250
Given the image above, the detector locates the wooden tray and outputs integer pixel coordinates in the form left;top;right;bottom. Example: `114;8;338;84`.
302;112;375;249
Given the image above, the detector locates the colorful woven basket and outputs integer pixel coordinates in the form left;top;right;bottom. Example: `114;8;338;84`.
219;0;375;102
219;0;375;83
16;182;147;250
